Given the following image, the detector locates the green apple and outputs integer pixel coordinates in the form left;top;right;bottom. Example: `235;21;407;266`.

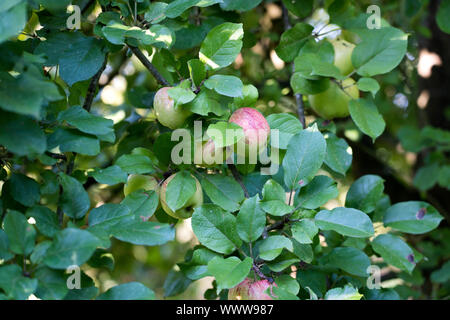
329;38;355;76
123;174;159;196
154;87;192;129
308;78;359;120
228;278;276;300
160;173;203;220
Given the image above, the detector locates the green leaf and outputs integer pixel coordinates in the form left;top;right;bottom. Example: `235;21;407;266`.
206;121;244;148
3;210;36;256
115;154;154;174
97;282;155;300
294;53;346;80
290;74;330;95
166;171;196;212
110;221;175;246
349;98;386;141
325;285;363;300
260;179;293;216
413;163;440;191
47;128;100;156
0;67;62;119
30;241;52;265
383;201;443;234
0;1;27;44
351;27;408;77
187;88;230;116
207;256;252;292
57;106;114;136
191;204;242;254
322;247;370;277
282;125;327;190
291;219;318;244
26;206;60;238
0;230;13;261
204;75;243;98
201;174;245;212
220;0;262;11
88;203;131;228
58;173;91;219
315;207;374;238
36;31;106;86
297;269;327;298
199;22;244;70
44;228;100;269
357;78;380;97
275;274;300;295
281;0;313;18
0;265;38;300
163;270;192;297
188;59;206;87
295;175;338;209
89;165;128;185
345;175;384;213
430;261;450;283
437;0;450;34
234;84;259;108
371;234;415;273
275;23;314;62
324;133;352;175
0;112;47;156
121;190;159;220
34;267;68;300
168;85;196;107
292;240;313;263
266;251;299;272
178;247;220;280
236;195;266;242
8;173;40;207
165;0;221;18
144;2;168;24
259;236;293;261
266;113;303;149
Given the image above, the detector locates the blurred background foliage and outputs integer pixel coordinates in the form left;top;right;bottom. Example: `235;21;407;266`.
2;0;449;299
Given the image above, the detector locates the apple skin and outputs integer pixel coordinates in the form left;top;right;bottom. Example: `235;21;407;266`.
194;139;232;167
154;87;192;130
159;173;203;220
228;108;270;159
308;78;359;120
123;174;159;197
228;278;276;300
329;38;355;76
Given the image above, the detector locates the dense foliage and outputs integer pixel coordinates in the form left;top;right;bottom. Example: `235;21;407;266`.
0;0;449;300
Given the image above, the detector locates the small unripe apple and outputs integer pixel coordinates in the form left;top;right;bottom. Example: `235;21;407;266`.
123;174;159;196
308;78;359;120
154;87;192;129
329;38;355;76
228;108;270;160
228;278;276;300
160;173;203;220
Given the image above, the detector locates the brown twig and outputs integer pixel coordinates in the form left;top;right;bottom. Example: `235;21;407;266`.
282;3;306;128
82;55;108;112
228;163;249;198
128;45;170;86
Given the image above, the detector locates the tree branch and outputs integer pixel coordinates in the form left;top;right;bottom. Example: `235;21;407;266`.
228;163;249;198
282;3;306;128
128;45;169;86
83;54;108;112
